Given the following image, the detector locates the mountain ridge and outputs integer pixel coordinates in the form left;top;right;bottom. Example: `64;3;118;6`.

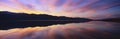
0;11;92;22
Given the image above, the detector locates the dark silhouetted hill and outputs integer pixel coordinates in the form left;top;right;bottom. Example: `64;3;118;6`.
0;11;92;30
97;18;120;22
0;11;92;22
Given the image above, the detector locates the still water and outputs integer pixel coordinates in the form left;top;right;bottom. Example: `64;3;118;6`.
0;21;120;39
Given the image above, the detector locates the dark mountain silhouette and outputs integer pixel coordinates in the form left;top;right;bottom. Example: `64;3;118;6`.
0;21;89;30
0;11;92;22
0;11;92;30
96;18;120;22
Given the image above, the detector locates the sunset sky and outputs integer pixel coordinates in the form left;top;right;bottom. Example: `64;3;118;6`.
0;0;120;19
0;0;120;39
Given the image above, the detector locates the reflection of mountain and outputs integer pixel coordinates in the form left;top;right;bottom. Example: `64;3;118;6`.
0;11;91;21
0;11;92;30
98;18;120;22
0;21;120;39
0;21;88;30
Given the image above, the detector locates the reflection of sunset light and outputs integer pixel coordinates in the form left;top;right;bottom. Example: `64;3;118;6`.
0;21;119;39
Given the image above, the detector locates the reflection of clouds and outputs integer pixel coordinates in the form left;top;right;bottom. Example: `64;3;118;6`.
0;21;120;39
0;0;120;19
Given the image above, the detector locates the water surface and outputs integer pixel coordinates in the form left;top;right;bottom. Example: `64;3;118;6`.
0;21;120;39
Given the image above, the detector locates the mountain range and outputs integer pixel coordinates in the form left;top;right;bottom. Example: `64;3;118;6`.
0;11;120;22
0;11;92;22
97;18;120;22
0;11;92;29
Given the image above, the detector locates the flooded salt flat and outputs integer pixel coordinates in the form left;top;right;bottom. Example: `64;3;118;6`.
0;21;120;39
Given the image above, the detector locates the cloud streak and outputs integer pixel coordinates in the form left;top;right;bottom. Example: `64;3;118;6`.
0;0;120;19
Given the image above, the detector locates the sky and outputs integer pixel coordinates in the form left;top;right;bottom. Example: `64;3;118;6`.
0;0;120;19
